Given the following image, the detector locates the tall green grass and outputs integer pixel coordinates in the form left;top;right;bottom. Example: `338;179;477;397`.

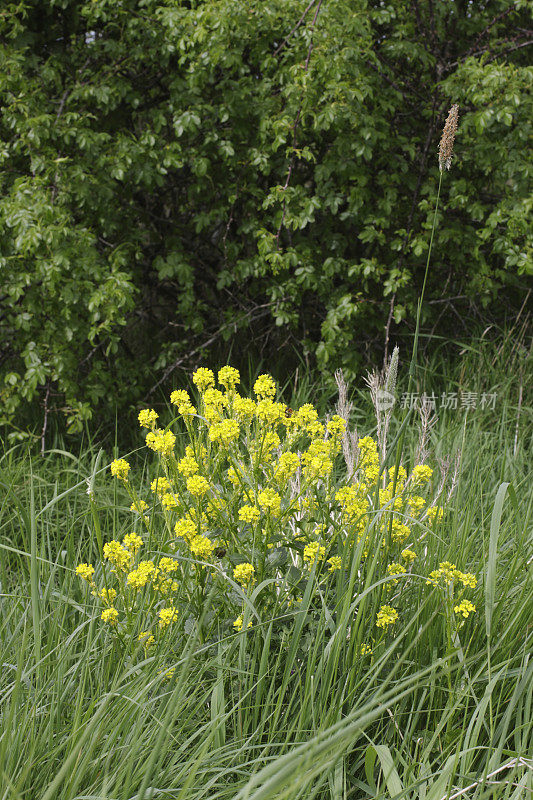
0;340;531;799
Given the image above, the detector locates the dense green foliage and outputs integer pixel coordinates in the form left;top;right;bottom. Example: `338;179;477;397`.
1;0;531;432
1;343;531;798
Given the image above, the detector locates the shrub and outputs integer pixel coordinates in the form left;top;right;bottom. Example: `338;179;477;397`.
1;1;531;432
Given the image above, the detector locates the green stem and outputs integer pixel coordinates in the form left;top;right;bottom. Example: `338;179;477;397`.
390;171;444;543
408;171;443;394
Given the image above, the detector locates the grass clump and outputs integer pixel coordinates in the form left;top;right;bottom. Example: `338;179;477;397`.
0;349;531;799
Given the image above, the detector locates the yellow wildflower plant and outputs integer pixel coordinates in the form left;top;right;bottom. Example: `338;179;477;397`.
94;587;117;604
303;542;326;564
186;475;210;497
138;631;155;648
177;452;199;477
411;464;433;484
150;476;171;495
82;363;476;659
189;535;215;560
161;492;179;510
327;556;342;572
130;499;149;515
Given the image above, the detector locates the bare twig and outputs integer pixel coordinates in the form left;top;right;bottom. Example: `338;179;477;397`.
273;0;318;56
144;302;275;399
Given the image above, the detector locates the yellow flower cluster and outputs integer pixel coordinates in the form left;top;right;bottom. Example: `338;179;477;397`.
127;560;156;589
254;374;276;398
76;563;95;581
426;506;444;525
358;436;379;483
376;605;398;628
303;542;326;563
233;615;252;632
233;395;256;419
138;408;159;429
258;488;281;517
193;367;215;391
178;448;199;477
209;419;240;445
151;476;171;495
130;499;148;515
454;599;476;618
326;415;347;438
138;631;155;648
174;517;196;540
101;608;119;624
327;556;342;571
146;429;176;456
238;504;260;523
123;533;143;553
426;562;477;588
273;451;300;484
233;562;255;586
412;464;433;484
170;389;196;416
218;366;240;389
110;458;130;480
386;562;405;584
161;492;179;510
158;606;179;628
103;540;131;572
189;535;215;559
186;475;210;497
94;587;117;604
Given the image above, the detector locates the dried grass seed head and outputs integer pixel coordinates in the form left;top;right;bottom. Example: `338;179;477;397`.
439;104;459;172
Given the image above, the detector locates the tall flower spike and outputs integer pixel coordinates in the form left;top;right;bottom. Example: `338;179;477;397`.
438;104;459;172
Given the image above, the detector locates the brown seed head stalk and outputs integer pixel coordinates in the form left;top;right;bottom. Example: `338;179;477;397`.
438;104;459;172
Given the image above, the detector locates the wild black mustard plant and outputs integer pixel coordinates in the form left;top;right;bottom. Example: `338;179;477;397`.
76;365;477;660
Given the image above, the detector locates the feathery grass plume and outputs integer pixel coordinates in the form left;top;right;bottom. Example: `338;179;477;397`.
385;345;399;399
335;368;358;474
439;103;459;172
366;346;399;464
415;394;437;465
447;451;462;501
